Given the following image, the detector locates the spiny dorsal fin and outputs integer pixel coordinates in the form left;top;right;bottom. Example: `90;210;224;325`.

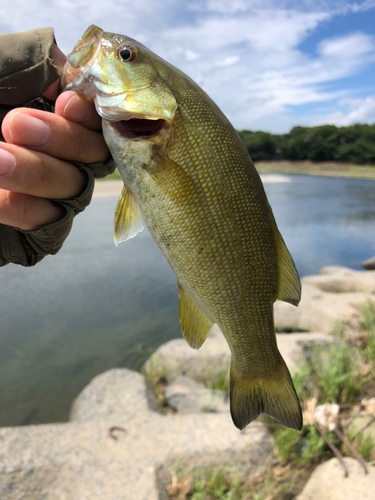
113;185;144;246
178;282;214;349
276;230;301;306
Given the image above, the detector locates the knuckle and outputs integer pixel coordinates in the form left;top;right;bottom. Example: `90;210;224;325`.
12;192;35;225
72;129;91;163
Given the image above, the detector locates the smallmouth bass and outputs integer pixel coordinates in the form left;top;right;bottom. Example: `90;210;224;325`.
62;25;302;430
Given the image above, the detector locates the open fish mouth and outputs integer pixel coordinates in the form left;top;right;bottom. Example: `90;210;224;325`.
112;118;167;139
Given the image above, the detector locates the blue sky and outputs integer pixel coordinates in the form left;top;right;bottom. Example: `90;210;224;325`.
1;0;374;133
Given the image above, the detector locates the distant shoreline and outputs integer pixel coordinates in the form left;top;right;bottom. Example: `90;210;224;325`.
255;160;375;180
93;161;375;198
93;174;291;198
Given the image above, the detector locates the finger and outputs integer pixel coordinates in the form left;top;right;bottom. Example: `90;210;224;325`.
0;143;86;200
1;108;109;164
0;189;65;231
55;91;102;131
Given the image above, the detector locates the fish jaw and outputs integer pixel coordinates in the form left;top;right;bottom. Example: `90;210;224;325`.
60;25;178;125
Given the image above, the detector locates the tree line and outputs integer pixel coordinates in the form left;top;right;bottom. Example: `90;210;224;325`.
237;124;375;165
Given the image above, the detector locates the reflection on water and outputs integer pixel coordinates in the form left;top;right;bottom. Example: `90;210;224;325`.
0;175;374;426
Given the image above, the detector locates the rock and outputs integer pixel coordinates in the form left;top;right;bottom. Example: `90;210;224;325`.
164;375;229;414
302;266;375;293
297;458;375;500
274;283;372;333
362;256;375;270
144;324;230;384
276;332;333;373
0;369;274;500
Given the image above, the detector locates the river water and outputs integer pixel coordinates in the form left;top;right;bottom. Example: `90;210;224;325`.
0;174;374;426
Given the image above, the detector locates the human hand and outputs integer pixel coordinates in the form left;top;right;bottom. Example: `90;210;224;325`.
0;86;109;230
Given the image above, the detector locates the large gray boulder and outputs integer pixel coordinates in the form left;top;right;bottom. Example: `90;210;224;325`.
0;369;273;500
274;283;372;333
302;266;375;293
297;458;375;500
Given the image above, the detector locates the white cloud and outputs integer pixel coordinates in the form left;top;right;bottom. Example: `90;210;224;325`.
318;32;374;59
214;55;239;67
314;96;375;126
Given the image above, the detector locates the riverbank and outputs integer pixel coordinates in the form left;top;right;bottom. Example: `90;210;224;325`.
255;160;375;179
94;161;375;198
93;173;291;198
1;265;374;499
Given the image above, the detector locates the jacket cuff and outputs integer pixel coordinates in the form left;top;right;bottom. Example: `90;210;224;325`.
0;27;59;106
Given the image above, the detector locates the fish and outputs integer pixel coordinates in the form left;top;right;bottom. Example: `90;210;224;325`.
61;25;302;430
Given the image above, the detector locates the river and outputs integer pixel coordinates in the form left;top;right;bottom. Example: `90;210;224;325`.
0;174;374;426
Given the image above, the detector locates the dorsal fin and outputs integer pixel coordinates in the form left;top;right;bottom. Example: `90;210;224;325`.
113;185;144;246
275;230;301;306
178;282;214;349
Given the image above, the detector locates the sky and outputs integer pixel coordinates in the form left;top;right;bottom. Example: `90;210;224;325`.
1;0;374;133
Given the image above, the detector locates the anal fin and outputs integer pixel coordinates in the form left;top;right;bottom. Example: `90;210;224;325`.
113;185;144;246
276;230;301;306
178;282;213;349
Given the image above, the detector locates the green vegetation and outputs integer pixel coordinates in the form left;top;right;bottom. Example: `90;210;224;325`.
359;301;375;363
142;357;169;409
168;464;305;500
101;169;122;180
274;300;375;467
293;342;364;405
238;124;375;165
205;364;230;394
165;301;375;499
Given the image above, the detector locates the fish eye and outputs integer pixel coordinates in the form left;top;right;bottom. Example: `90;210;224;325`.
118;46;137;62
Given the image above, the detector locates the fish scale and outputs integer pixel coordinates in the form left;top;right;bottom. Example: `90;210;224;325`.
62;25;303;430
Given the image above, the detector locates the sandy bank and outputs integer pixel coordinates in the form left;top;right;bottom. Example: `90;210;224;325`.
93;174;290;198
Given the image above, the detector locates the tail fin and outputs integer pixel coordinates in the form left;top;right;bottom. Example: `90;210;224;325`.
230;357;302;430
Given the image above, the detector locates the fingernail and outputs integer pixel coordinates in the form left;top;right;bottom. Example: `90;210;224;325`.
0;148;16;176
63;94;92;123
8;113;50;146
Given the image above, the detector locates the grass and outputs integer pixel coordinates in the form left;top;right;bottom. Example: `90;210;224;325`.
168;464;308;500
99;168;122;180
359;301;375;363
142;357;169;409
205;364;230;395
293;342;364;405
274;300;375;467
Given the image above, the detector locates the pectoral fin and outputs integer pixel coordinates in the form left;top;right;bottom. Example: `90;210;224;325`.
276;230;301;306
113;185;144;246
150;149;203;204
178;282;213;349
